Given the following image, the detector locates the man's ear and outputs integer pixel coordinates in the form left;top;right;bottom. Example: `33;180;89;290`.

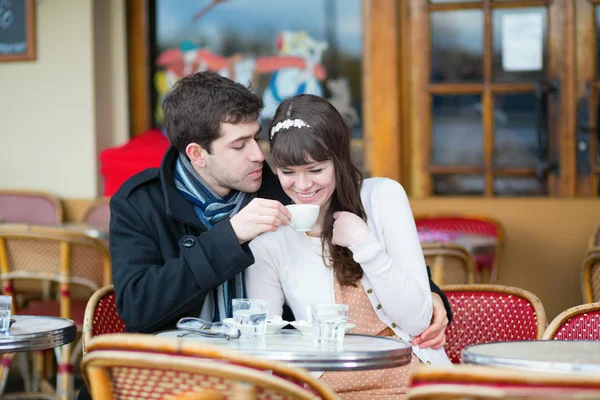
185;143;209;168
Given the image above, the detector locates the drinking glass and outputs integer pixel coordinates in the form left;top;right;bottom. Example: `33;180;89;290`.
0;296;12;333
232;299;269;339
311;304;349;344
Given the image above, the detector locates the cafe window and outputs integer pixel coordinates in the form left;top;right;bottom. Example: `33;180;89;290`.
151;0;365;169
405;0;600;197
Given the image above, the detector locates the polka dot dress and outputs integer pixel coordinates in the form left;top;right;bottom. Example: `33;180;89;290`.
319;279;421;399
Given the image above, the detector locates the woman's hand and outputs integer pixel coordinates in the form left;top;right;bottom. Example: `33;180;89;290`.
412;292;449;349
331;211;370;248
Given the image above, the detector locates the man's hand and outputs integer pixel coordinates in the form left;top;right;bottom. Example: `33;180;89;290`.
230;198;291;244
412;292;449;349
331;211;370;248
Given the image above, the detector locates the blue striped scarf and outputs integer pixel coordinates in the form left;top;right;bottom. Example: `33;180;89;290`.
174;153;248;322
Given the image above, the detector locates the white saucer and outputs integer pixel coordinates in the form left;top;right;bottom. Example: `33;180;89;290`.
290;321;356;336
222;318;289;335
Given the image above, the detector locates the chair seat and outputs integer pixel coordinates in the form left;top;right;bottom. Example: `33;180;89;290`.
19;300;87;328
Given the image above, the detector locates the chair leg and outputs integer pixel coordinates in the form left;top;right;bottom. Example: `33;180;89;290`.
32;352;43;392
0;354;14;396
15;353;31;393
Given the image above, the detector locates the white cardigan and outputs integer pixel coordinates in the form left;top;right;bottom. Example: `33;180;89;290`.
245;178;451;366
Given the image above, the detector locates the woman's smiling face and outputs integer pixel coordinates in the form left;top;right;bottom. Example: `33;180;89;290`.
276;159;336;210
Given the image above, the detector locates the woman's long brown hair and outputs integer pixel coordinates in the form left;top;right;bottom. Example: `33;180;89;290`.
269;95;366;286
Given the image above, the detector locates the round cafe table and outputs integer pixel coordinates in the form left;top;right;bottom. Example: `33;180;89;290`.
462;341;600;374
0;315;77;353
157;330;412;372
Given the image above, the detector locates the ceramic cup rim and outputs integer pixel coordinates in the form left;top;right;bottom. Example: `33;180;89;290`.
286;204;320;210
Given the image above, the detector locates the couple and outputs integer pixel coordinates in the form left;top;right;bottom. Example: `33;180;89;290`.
109;72;451;398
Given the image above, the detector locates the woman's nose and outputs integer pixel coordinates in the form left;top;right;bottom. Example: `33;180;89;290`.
295;175;313;191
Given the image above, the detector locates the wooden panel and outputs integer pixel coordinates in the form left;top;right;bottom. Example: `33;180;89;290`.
364;0;401;181
428;166;537;176
408;0;430;197
483;0;493;196
577;0;597;196
427;84;483;94
551;0;576;196
126;0;151;137
399;0;412;191
428;82;537;94
427;0;550;11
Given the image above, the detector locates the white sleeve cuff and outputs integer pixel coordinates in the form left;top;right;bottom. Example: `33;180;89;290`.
348;231;390;273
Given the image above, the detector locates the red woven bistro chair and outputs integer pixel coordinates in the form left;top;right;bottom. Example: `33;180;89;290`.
408;365;600;399
415;213;504;283
83;334;339;400
81;197;111;234
582;249;600;303
421;243;476;285
83;285;125;356
0;189;63;225
542;302;600;341
441;284;547;364
0;228;111;399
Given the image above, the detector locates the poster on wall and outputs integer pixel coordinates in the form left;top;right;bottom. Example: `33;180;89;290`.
0;0;36;62
152;0;363;156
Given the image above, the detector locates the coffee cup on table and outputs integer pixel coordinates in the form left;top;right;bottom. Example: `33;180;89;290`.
286;204;319;232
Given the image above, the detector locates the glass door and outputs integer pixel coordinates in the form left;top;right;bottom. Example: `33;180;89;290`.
575;0;600;196
408;0;573;197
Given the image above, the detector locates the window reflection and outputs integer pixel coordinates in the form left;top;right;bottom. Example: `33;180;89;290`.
493;93;538;167
432;94;483;166
433;175;484;196
153;0;363;166
430;10;483;83
494;177;546;196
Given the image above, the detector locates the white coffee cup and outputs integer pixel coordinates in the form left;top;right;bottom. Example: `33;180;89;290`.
286;204;320;232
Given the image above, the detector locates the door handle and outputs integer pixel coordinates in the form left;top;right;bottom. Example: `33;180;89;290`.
576;81;598;177
534;78;560;180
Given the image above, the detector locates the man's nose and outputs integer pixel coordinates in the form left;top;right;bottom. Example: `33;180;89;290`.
248;140;265;163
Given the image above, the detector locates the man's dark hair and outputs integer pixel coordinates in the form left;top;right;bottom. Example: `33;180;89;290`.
162;72;263;153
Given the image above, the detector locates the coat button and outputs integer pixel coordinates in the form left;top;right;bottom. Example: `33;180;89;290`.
182;238;195;248
391;323;397;328
367;289;373;294
376;304;382;310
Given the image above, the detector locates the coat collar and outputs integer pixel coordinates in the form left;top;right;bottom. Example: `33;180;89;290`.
159;146;290;229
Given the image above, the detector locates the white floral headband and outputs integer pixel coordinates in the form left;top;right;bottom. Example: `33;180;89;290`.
270;119;310;139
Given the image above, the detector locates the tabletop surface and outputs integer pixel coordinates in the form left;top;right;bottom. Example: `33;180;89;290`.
157;329;412;371
0;315;77;353
61;223;109;239
463;340;600;373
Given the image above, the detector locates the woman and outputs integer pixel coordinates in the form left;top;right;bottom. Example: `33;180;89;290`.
245;94;451;399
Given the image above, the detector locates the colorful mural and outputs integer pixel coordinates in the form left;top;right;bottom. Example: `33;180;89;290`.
153;0;362;142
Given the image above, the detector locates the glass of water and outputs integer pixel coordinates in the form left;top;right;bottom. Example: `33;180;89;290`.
311;304;349;344
0;296;12;333
231;299;268;339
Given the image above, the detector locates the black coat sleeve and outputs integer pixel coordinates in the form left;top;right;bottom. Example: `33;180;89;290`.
427;266;452;323
109;194;254;333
